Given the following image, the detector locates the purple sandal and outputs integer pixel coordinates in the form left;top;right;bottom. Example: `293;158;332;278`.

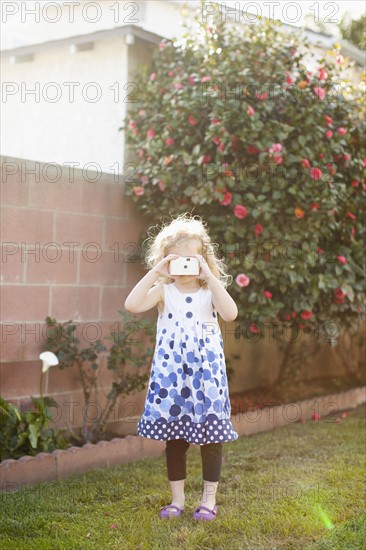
193;505;218;521
159;504;184;519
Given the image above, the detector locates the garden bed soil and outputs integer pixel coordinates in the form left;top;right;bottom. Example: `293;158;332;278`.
229;375;364;414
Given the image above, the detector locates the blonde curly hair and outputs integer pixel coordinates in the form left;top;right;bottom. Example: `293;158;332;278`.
143;212;233;289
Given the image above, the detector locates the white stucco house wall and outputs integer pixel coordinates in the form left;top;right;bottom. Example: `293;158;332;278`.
1;0;364;174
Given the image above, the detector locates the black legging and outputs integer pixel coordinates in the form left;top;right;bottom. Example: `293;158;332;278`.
165;438;223;482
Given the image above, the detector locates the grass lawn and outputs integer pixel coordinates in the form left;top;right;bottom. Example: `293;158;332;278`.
1;404;365;550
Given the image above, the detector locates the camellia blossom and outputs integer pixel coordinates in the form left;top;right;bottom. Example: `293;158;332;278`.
263;291;272;299
147;128;155;139
324;115;333;126
254;223;263;236
165;137;174;146
302;159;310;168
235;273;250;287
318;68;328;80
188;115;198;125
201;76;211;83
346;212;356;220
233;205;248;219
313;87;326;100
133;186;144;196
247;106;255;116
337;255;347;265
326;130;333;139
334;287;348;304
310;167;323;180
220;192;232;206
337;127;347;135
150;72;156;81
269;143;282;153
300;310;313;320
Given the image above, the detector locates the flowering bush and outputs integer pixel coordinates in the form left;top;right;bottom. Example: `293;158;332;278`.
121;12;365;350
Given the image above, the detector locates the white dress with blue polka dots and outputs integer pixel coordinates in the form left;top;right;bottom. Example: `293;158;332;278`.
137;282;239;445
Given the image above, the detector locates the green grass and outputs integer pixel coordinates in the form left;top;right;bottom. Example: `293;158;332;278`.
1;404;365;550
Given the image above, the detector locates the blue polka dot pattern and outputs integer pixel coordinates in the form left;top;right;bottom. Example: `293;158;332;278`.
137;283;239;445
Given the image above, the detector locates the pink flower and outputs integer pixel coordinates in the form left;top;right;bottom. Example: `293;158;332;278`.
313;87;326;100
165;137;175;146
270;143;283;153
254;223;263;237
324;115;333;126
343;154;351;162
337;255;347;265
264;291;272;299
302;159;310;168
218;143;225;152
286;75;294;85
326;130;333;139
351;180;359;187
202;155;211;164
312;412;321;421
256;91;268;100
346;212;356;220
133;186;144;196
188;115;198;125
212;136;221;145
274;156;283;165
150;72;156;81
138;110;146;117
300;310;313;320
310;167;323;180
247;106;255;116
250;324;261;333
140;175;148;184
334;287;347;304
173;83;183;90
310;203;320;210
128;120;137;129
201;76;211;83
168;70;175;77
158;41;167;50
147;128;155;140
210;118;221;124
318;68;328;80
220;192;232;206
363;157;366;167
337;127;347;135
235;273;250;287
336;55;344;64
233;205;248;219
158;180;166;191
188;76;196;85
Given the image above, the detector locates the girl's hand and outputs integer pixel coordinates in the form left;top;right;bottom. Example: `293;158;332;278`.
152;254;180;279
192;254;214;282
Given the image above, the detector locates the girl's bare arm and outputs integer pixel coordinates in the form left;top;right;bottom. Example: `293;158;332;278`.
124;253;180;313
207;275;238;322
124;270;162;313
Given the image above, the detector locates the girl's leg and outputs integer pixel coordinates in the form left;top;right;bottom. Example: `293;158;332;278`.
165;439;190;510
199;442;223;513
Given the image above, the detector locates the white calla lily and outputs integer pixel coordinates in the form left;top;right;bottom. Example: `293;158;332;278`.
39;351;59;373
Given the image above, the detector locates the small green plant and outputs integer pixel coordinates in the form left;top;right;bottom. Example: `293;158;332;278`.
43;309;156;444
0;396;70;461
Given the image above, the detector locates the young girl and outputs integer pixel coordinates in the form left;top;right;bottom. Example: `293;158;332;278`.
124;213;239;521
